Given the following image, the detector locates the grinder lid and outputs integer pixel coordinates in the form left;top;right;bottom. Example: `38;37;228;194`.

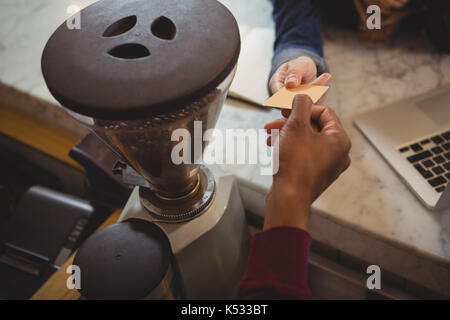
73;219;172;300
41;0;240;120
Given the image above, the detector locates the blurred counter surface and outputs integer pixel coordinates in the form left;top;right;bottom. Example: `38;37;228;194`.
1;0;449;296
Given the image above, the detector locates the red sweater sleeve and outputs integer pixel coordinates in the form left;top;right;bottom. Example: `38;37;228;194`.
237;227;312;300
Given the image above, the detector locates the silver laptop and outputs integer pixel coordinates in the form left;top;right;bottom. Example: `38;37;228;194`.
354;85;450;211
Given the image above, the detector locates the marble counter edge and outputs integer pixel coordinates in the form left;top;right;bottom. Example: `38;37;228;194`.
0;81;89;137
239;176;449;268
237;178;450;297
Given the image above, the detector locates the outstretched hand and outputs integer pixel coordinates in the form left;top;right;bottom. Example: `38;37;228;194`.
263;95;351;231
269;56;332;95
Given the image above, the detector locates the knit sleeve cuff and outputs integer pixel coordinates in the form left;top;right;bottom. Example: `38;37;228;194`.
270;46;330;80
238;226;312;300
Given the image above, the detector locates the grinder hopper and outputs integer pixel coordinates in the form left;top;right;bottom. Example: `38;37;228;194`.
42;0;240;221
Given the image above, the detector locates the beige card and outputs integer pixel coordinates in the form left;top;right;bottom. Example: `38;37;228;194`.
263;85;329;109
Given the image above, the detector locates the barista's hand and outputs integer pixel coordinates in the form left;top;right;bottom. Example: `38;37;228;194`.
269;56;332;94
263;95;351;231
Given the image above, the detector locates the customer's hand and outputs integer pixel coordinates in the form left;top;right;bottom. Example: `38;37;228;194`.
269;56;331;94
263;95;351;231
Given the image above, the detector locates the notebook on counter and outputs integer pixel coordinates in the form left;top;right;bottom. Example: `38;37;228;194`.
228;25;275;106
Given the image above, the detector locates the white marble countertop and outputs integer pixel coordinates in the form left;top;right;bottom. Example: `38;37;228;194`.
1;0;450;295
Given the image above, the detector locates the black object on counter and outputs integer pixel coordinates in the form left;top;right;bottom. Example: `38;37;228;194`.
0;186;94;299
73;219;175;300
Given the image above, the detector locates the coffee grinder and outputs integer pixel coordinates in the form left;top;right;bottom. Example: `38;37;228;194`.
41;0;250;299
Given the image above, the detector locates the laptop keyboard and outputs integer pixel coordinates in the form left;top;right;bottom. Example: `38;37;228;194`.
398;130;450;193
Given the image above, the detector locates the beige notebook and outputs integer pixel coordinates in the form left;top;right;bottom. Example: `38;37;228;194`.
263;85;329;109
229;26;275;105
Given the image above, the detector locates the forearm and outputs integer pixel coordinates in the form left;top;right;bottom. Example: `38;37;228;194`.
270;0;329;77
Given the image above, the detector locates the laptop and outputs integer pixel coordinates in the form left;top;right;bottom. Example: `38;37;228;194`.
354;85;450;211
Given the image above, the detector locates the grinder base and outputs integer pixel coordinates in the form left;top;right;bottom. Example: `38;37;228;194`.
139;166;215;222
118;173;251;299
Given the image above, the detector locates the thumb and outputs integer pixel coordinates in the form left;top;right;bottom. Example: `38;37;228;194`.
286;94;313;130
284;56;316;88
284;65;302;88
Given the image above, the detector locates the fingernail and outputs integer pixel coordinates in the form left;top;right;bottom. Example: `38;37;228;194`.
322;74;332;85
285;75;297;86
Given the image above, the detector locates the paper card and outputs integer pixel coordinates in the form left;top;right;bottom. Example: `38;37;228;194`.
263;85;329;109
